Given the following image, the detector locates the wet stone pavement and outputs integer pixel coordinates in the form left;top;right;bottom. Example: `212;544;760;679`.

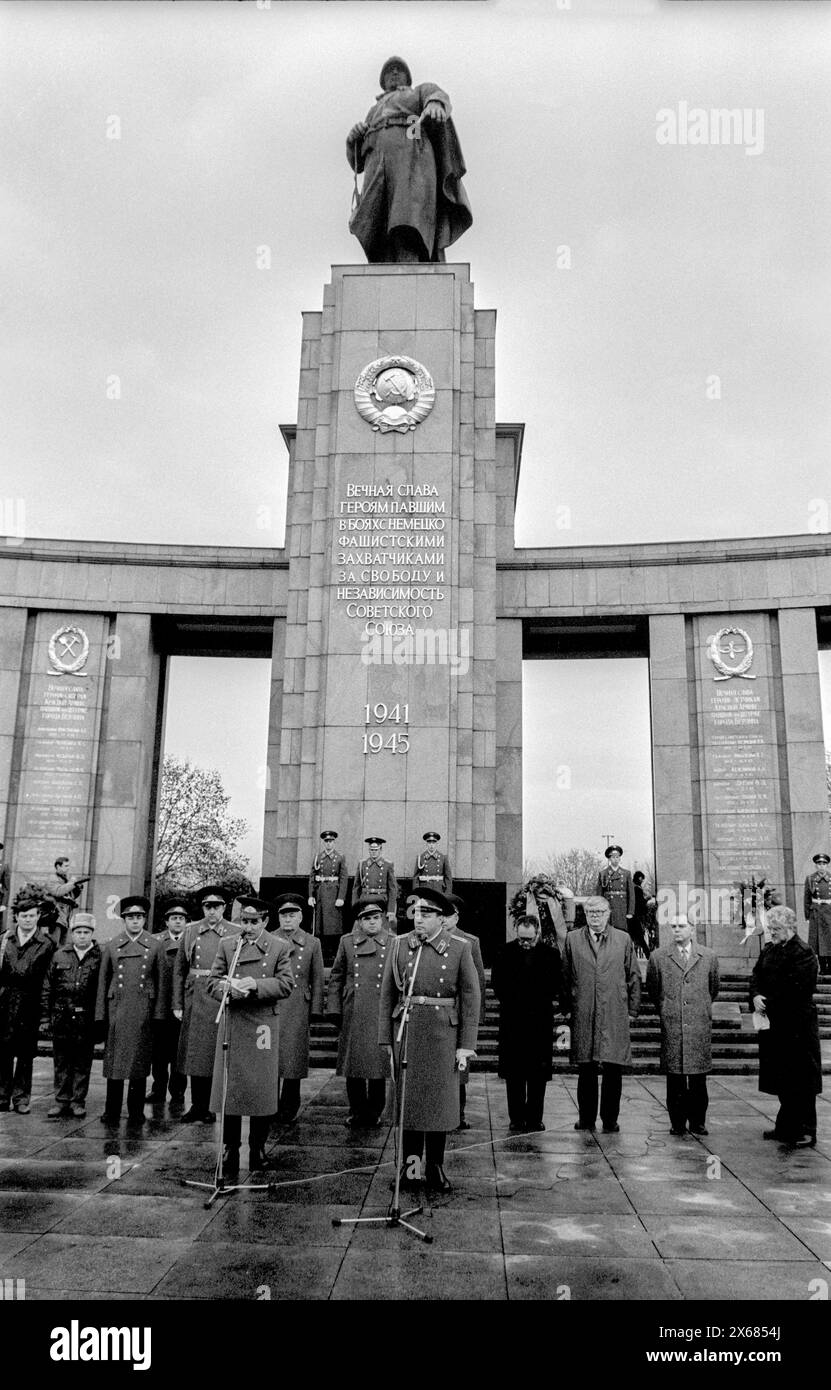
0;1060;829;1300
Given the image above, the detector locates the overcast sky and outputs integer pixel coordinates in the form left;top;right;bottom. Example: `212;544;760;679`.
4;1;830;877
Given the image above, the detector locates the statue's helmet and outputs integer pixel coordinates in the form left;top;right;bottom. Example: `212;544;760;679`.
379;56;412;89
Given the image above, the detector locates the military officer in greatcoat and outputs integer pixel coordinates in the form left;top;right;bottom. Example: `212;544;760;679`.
43;910;101;1118
804;851;831;975
0;896;56;1113
308;831;349;965
271;894;325;1123
147;900;189;1109
412;832;453;895
595;845;635;934
351;837;398;923
379;887;480;1194
95;895;162;1127
443;892;486;1130
207;897;294;1174
173;884;239;1124
326;898;392;1126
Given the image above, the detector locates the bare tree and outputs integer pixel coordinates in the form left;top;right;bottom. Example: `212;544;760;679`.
155;755;251;896
524;848;605;896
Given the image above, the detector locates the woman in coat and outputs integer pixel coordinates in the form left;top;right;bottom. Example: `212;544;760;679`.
207;900;294;1174
750;905;821;1146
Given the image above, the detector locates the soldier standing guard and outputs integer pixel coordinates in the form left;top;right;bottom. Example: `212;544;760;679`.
379;887;480;1194
308;831;348;966
207;899;294;1175
272;894;325;1123
595;845;635;934
804;852;831;975
43;910;101;1119
412;832;453;895
95;895;162;1127
147;900;189;1109
173;885;238;1124
326;898;392;1126
351;837;398;923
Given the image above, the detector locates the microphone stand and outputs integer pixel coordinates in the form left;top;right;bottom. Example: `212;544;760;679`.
333;941;433;1244
184;932;276;1209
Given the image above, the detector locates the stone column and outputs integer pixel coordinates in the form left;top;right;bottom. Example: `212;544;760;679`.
649;613;697;946
777;607;829;927
496;618;523;900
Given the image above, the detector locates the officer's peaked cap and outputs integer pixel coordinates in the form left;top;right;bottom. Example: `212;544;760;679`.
412;886;452;914
273;893;306;915
604;845;624;858
119;895;150;916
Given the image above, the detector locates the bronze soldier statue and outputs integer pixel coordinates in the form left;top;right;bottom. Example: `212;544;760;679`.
347;56;472;264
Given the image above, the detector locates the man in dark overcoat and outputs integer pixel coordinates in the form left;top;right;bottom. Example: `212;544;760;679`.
492;915;563;1133
563;895;641;1132
0;896;55;1112
379;887;480;1193
443;892;485;1130
750;904;822;1146
326;898;392;1126
308;831;349;965
595;845;635;934
95;895;162;1126
147;900;188;1109
346;57;472;265
207;899;294;1174
412;832;453;896
803;851;831;975
173;884;239;1124
270;894;325;1123
352;837;398;922
43;910;101;1118
647;914;720;1136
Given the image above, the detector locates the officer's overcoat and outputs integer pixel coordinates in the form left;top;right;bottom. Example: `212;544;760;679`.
378;930;480;1130
326;927;391;1079
95;930;161;1080
207;931;294;1115
272;926;325;1079
308;849;349;938
173;918;238;1076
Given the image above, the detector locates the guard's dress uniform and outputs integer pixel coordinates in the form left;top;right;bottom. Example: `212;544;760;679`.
96;930;162;1121
595;865;635;933
174;917;238;1117
412;849;453;895
273;925;325;1121
0;928;55;1110
804;870;831;973
207;930;294;1162
308;848;349;962
43;939;101;1112
149;929;186;1104
351;857;398;917
326;926;391;1122
379;927;480;1176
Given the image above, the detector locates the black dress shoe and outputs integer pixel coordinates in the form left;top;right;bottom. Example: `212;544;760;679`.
455;1119;471;1131
689;1125;708;1136
389;1168;421;1192
574;1121;595;1131
602;1123;620;1134
223;1147;240;1177
425;1164;452;1194
181;1107;203;1124
670;1126;687;1137
792;1133;817;1148
100;1112;120;1126
763;1129;787;1141
525;1121;545;1132
508;1122;524;1133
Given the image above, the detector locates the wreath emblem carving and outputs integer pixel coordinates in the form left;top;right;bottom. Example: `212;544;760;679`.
48;625;90;676
705;626;756;681
354;356;435;434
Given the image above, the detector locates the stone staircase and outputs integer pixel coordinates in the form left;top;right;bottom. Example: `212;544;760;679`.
310;971;831;1076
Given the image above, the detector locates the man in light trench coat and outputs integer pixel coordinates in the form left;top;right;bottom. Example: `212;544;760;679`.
647;913;720;1136
563;895;641;1132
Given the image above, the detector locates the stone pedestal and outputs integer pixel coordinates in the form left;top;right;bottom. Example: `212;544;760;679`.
267;264;498;897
